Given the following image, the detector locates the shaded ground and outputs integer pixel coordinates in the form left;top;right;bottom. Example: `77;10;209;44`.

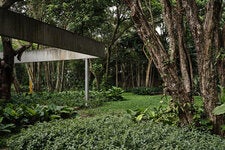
79;93;166;116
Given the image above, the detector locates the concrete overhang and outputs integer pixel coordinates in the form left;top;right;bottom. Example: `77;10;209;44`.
0;48;97;63
0;8;105;58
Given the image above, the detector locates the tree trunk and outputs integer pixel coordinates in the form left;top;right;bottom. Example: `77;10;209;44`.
182;0;224;135
145;59;152;87
13;67;21;93
35;62;41;91
55;61;61;91
115;61;119;87
137;62;141;87
131;64;135;88
59;60;65;92
1;37;14;100
44;62;52;92
219;24;225;87
121;64;126;88
124;0;194;125
25;64;34;94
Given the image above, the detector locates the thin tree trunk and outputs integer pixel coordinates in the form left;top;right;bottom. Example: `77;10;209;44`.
35;62;41;91
55;61;60;91
25;64;34;94
115;49;119;87
44;62;51;92
145;59;152;87
131;64;135;88
116;59;119;87
137;62;141;87
121;64;126;88
13;67;21;93
59;60;65;91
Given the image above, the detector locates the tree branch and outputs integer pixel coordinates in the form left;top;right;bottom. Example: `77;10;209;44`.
161;0;177;61
14;44;31;61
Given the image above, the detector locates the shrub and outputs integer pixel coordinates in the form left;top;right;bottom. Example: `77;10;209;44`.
11;91;105;108
127;99;179;126
131;87;163;95
104;86;124;101
8;116;225;150
0;103;77;134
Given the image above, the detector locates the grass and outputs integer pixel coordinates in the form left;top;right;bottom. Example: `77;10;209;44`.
79;93;203;117
79;93;166;116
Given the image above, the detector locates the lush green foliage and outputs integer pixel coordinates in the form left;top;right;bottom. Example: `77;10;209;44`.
104;86;124;101
213;86;225;115
1;88;124;134
125;95;216;133
11;91;104;108
8;116;225;150
131;87;163;95
127;100;178;126
11;88;124;108
0;103;77;134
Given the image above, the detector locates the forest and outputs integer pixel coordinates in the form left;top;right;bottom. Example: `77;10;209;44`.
1;0;225;149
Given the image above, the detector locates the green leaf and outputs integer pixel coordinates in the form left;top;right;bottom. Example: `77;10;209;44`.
50;115;61;120
26;107;37;116
136;114;144;122
0;117;3;123
212;104;225;115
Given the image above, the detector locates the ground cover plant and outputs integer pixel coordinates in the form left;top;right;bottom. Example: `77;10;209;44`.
0;103;77;133
8;115;225;150
0;87;125;147
78;93;165;116
11;91;103;108
3;92;223;149
11;87;124;108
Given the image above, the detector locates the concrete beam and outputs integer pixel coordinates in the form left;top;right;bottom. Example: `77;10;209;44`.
0;48;97;63
0;8;105;57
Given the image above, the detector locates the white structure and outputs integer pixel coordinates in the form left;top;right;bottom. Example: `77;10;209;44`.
0;48;96;102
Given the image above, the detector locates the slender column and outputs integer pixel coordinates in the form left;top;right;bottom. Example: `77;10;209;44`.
85;58;89;106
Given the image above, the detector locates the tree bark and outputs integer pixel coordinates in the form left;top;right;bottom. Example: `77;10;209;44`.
13;67;21;93
59;60;65;92
182;0;224;135
44;62;52;92
1;37;14;100
124;0;194;125
145;59;152;87
55;61;61;91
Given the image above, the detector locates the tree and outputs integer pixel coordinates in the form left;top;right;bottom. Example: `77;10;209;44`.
123;0;224;135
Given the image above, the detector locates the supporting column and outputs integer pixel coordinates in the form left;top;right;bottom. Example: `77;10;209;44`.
85;58;89;106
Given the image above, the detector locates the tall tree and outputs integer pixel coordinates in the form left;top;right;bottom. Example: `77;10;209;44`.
123;0;224;135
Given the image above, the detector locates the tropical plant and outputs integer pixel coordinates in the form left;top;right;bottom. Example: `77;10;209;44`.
127;98;179;126
213;86;225;115
0;117;15;133
104;86;124;101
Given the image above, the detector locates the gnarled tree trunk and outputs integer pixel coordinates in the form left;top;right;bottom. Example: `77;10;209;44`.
182;0;224;135
124;0;224;135
1;37;14;100
124;0;194;125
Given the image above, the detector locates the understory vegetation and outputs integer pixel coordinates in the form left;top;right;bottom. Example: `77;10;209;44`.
2;91;225;149
8;115;225;150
